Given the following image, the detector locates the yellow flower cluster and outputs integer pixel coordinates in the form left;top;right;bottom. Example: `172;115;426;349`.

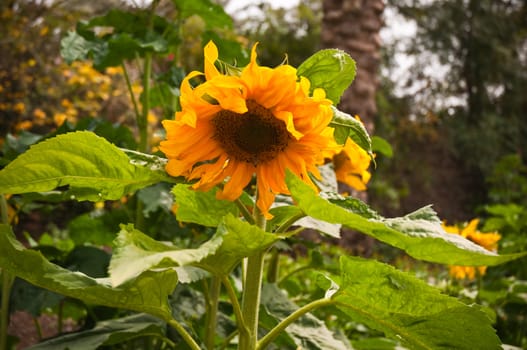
443;219;501;280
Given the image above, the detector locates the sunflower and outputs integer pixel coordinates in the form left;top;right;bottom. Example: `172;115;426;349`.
160;41;337;217
333;135;372;191
443;219;501;280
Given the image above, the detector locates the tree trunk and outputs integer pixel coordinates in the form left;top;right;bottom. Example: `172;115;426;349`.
321;0;384;133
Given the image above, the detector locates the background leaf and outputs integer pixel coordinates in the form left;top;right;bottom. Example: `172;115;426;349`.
109;224;222;286
297;49;356;105
173;0;233;30
333;256;501;350
286;171;526;266
0;225;175;320
0;131;175;200
27;313;169;350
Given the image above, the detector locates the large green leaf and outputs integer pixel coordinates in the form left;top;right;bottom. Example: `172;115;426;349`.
0;225;175;320
172;184;239;227
297;49;356;105
0;131;176;200
261;284;351;350
286;171;526;266
198;215;280;275
109;224;222;286
333;256;501;350
27;314;170;350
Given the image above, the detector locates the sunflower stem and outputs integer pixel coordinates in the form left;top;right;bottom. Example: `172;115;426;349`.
256;298;334;350
239;204;267;350
205;276;221;350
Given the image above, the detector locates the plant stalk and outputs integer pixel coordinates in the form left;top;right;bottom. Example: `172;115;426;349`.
205;276;221;350
0;194;14;350
167;319;201;350
238;204;267;350
256;298;334;350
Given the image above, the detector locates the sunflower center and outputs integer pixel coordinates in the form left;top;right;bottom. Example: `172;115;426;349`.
212;100;291;166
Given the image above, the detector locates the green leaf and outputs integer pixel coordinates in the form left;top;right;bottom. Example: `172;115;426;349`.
0;225;175;320
261;284;351;350
109;224;222;286
27;313;169;350
333;256;501;350
62;10;176;70
330;107;372;152
286;171;526;266
297;49;356;105
173;0;233;30
371;136;393;158
0;131;176;200
172;184;240;227
199;215;279;275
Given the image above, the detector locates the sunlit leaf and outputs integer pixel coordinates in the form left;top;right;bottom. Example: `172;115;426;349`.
286;171;526;266
297;49;356;105
109;224;222;286
27;313;169;350
199;215;279;275
172;184;240;227
0;225;175;320
333;256;501;350
0;131;176;200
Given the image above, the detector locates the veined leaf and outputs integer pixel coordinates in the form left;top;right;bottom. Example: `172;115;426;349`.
27;314;170;350
109;224;222;286
0;131;176;200
0;225;175;320
333;256;501;350
199;215;280;275
172;185;239;227
297;49;356;105
286;171;526;266
330;107;372;152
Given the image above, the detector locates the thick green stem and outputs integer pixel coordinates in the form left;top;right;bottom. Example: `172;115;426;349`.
205;277;221;350
167;319;201;350
256;298;335;350
267;249;280;283
238;205;267;350
1;195;14;350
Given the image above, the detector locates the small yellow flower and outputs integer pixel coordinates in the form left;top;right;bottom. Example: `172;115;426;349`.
33;108;46;119
13;102;26;114
54;113;67;126
333;137;372;191
160;41;336;217
15;120;33;131
444;219;501;280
